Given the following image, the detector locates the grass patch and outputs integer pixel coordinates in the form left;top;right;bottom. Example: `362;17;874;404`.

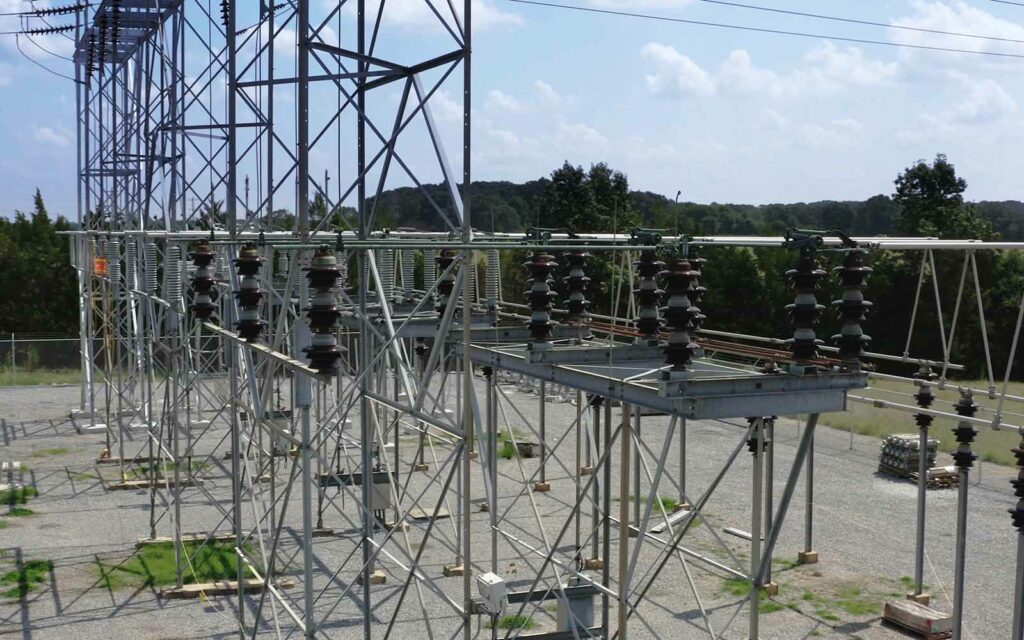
123;460;210;480
0;560;53;599
71;471;98;481
8;507;33;517
760;601;786;614
820;377;1024;466
613;495;679;512
97;540;255;590
495;615;535;630
815;608;840;622
498;440;518;460
0;520;7;529
1;486;38;507
31;447;70;458
0;368;83;387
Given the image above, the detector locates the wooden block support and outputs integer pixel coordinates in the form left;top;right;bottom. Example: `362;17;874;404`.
356;570;386;585
413;463;429;472
884;599;952;639
672;502;691;513
580;466;593;476
763;582;779;597
906;592;932;606
443;564;464;577
160;578;294;599
533;482;551;493
797;550;819;565
583;558;604;571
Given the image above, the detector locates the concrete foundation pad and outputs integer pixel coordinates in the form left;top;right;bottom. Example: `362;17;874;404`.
137;533;235;546
97;456;160;465
108;478;196;491
160;577;295;599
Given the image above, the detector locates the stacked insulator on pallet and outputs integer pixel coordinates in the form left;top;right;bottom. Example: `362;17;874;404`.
189;240;218;321
562;250;590;326
524;251;558;346
634;250;665;342
233;243;267;342
879;434;939;475
785;248;826;364
304;247;344;375
832;249;872;370
435;249;456;316
660;255;704;372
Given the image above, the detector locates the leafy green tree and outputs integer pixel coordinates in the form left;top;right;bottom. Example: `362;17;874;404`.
893;154;992;239
0;191;77;334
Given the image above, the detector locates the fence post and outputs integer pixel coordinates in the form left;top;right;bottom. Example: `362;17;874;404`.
9;333;14;386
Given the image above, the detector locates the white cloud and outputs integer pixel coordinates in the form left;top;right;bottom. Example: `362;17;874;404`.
586;0;691;7
533;80;562;105
555;122;608;152
640;42;716;98
897;75;1018;144
891;0;1024;60
485;89;524;112
719;44;896;99
430;89;464;122
32;125;69;148
347;0;521;32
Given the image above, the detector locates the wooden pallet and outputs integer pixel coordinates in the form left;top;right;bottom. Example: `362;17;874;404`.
878;464;959;489
883;600;953;639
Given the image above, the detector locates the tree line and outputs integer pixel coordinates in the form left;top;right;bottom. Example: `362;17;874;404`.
5;154;1024;380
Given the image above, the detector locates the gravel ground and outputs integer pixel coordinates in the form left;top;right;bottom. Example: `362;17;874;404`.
0;380;1020;640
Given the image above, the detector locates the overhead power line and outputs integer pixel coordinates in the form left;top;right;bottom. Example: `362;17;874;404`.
701;0;1024;46
504;0;1024;60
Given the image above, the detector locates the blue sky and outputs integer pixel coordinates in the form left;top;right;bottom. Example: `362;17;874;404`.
3;0;1024;219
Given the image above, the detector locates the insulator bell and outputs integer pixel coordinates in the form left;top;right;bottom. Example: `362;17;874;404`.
785;247;826;364
189;240;218;321
660;255;704;371
233;242;267;342
634;249;664;340
524;251;558;344
831;249;872;370
303;246;344;375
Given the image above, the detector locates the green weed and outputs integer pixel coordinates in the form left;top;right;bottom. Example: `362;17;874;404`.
0;559;53;599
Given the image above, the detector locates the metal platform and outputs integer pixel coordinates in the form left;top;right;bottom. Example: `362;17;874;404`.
458;333;866;420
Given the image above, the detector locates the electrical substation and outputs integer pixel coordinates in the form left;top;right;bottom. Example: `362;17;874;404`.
2;0;1024;639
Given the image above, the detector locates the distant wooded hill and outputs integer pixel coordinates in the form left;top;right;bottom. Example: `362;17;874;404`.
358;180;1024;240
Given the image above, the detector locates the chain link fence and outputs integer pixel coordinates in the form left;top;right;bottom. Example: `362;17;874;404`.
0;333;86;386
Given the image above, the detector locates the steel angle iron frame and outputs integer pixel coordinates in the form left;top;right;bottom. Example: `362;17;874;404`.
52;0;1024;637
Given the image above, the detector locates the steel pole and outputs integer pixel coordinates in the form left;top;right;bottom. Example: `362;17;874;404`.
618;403;631;640
749;418;764;640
